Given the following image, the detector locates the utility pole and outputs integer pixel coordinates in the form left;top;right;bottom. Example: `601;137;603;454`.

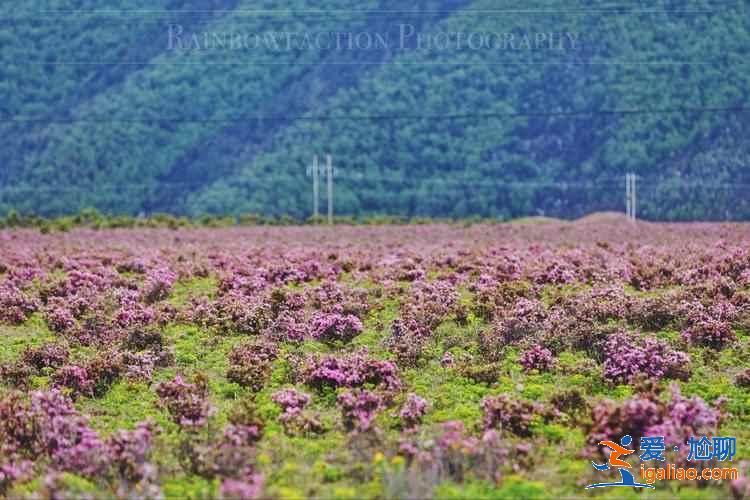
625;173;637;223
631;173;637;222
326;154;333;225
626;173;631;221
312;155;319;219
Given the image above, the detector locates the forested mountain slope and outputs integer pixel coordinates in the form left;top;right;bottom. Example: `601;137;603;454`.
1;0;749;219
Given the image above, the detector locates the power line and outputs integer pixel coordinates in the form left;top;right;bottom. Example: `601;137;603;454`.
14;61;736;67
3;177;750;193
4;2;742;24
26;5;743;17
3;105;749;123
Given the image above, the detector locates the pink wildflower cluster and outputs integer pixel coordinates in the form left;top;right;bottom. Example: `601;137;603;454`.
519;344;555;373
0;342;71;388
308;280;371;318
481;394;544;437
265;310;308;343
220;475;265;500
601;331;691;384
735;369;750;388
182;418;264;497
226;341;278;391
303;351;401;392
680;301;737;349
51;351;123;398
470;275;529;321
399;393;429;429
586;385;723;462
22;343;69;370
0;390;159;494
386;280;459;366
481;298;547;360
0;282;39;324
338;389;383;432
398;421;519;487
271;388;323;435
190;292;272;335
141;267;177;304
310;311;363;344
155;375;213;429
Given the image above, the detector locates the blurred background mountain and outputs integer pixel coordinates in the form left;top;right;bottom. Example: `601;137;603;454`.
1;0;749;220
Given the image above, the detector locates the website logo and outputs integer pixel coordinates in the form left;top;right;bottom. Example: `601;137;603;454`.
587;435;654;489
586;434;739;489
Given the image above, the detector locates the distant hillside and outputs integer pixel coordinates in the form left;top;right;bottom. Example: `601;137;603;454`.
2;0;749;220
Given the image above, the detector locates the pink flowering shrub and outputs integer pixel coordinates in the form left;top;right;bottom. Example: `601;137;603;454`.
601;331;691;384
21;343;69;371
303;351;401;392
156;375;213;429
731;463;750;499
265;310;308;343
384;280;459;366
0;391;106;493
399;394;429;429
226;341;278;391
406;280;459;328
397;421;518;489
735;369;750;388
0;392;39;464
586;385;722;461
481;298;546;360
307;280;371;319
106;420;161;497
627;294;682;330
338;389;382;432
531;257;578;285
220;476;265;500
558;286;630;323
52;364;96;397
123;327;161;350
269;287;306;315
272;388;311;415
681;316;736;349
471;276;532;321
310;311;363;344
120;351;159;381
481;394;542;437
519;344;555;373
29;390;108;476
586;395;661;457
190;292;271;335
271;388;323;435
122;328;173;369
680;301;738;349
142;267;177;304
0;361;33;388
44;303;76;333
178;396;263;483
386;316;431;367
0;283;39;324
115;300;156;329
0;460;32;495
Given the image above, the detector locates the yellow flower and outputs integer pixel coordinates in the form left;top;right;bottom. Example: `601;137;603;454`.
257;453;271;466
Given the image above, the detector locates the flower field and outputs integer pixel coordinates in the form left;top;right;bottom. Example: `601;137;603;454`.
1;219;750;498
